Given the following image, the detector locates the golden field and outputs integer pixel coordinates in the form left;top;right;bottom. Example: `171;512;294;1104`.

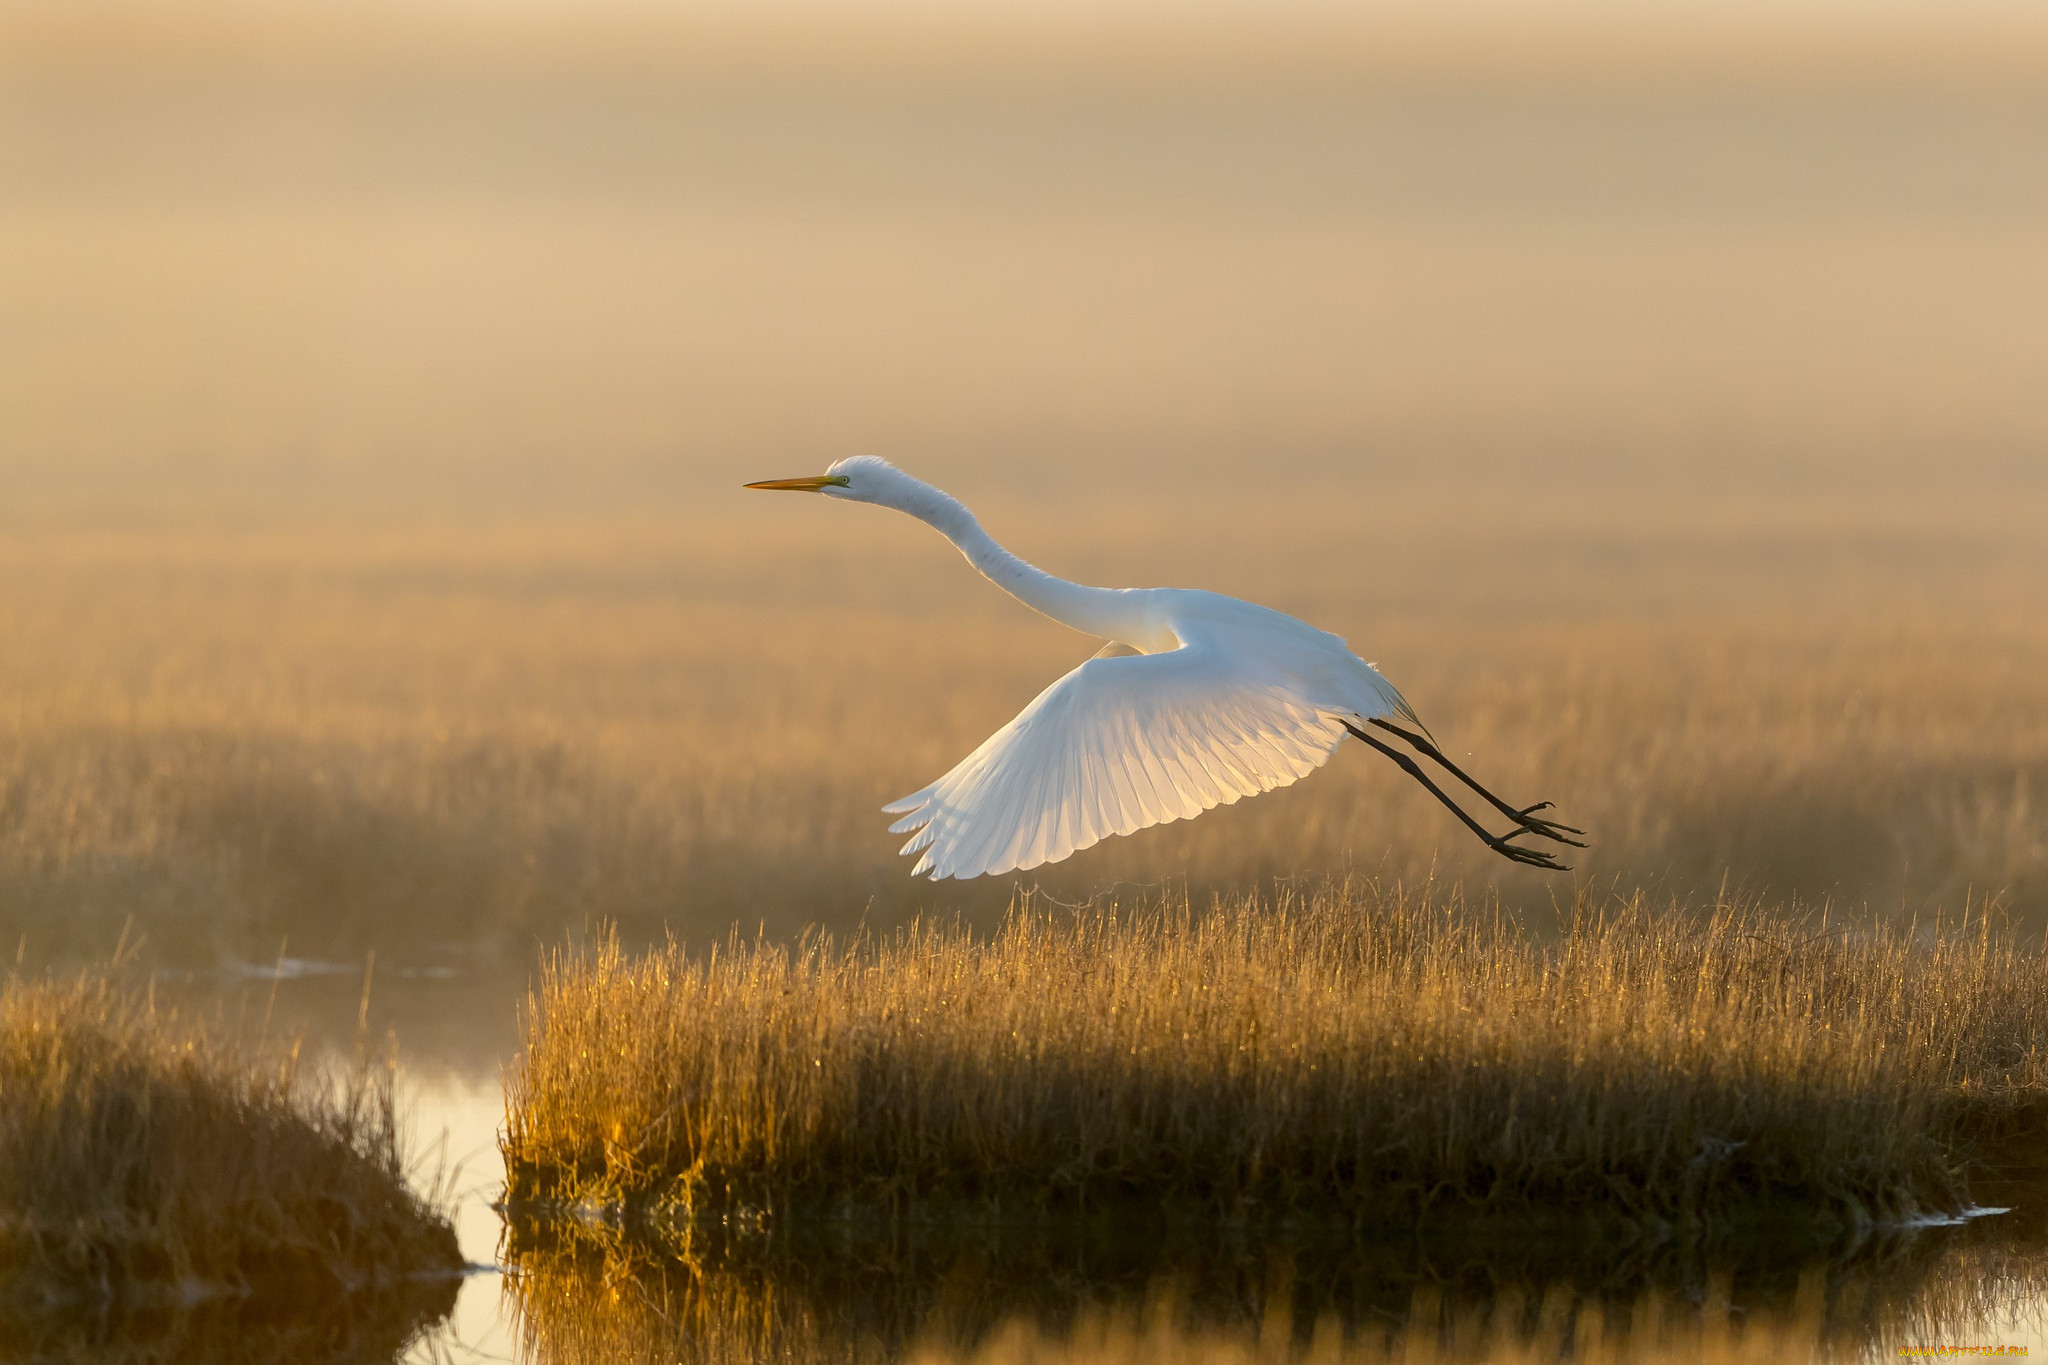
1;7;2045;965
0;473;2040;965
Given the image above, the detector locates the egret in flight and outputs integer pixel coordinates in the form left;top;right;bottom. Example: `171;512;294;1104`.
748;457;1582;879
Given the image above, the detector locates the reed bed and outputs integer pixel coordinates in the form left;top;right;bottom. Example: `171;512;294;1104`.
502;884;2048;1232
0;514;2043;971
0;970;462;1321
2;0;2045;974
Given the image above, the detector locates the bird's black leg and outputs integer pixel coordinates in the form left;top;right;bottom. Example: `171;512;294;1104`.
1366;719;1587;848
1342;723;1572;871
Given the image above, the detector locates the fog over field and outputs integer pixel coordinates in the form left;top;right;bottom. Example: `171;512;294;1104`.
4;2;2045;973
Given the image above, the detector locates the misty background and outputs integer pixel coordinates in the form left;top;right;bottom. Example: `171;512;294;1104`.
1;1;2044;994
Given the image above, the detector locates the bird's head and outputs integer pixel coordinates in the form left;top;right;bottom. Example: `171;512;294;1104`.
745;455;915;508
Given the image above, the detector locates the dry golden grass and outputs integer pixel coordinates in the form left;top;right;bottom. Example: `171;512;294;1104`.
2;2;2046;967
501;884;2047;1231
0;968;461;1324
0;481;2042;973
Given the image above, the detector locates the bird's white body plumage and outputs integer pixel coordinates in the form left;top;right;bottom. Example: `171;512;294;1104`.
811;457;1421;881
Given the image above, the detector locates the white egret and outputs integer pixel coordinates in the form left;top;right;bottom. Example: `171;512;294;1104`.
747;457;1582;879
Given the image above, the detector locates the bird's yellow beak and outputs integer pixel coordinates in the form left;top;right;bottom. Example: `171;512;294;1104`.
744;475;848;492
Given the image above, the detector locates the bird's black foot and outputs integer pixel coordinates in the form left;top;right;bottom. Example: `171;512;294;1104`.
1364;719;1587;853
1345;719;1584;873
1509;802;1587;848
1489;826;1573;870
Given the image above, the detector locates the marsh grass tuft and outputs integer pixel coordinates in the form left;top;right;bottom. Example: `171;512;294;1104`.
0;970;462;1323
505;883;2047;1233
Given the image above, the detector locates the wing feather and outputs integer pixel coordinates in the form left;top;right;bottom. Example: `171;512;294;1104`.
1100;721;1141;831
1077;740;1121;853
883;637;1366;879
1163;709;1232;806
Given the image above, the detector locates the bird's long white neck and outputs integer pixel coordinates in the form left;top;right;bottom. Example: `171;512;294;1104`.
880;477;1155;646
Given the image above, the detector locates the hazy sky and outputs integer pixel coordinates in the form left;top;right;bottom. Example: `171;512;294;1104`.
398;0;2048;30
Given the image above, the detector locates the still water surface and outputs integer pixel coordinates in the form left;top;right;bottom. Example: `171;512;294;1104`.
408;1078;517;1364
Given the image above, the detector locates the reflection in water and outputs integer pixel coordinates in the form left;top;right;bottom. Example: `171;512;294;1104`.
0;1271;458;1365
405;1076;518;1364
501;1214;2048;1364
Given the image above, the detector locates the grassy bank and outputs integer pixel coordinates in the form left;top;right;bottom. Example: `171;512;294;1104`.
0;971;462;1321
504;884;2047;1232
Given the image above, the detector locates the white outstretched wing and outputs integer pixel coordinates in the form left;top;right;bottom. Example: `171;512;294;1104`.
883;641;1359;880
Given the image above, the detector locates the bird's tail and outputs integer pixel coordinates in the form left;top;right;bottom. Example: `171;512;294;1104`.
1365;665;1436;746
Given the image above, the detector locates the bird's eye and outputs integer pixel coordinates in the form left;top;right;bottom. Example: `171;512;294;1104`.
829;475;852;487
